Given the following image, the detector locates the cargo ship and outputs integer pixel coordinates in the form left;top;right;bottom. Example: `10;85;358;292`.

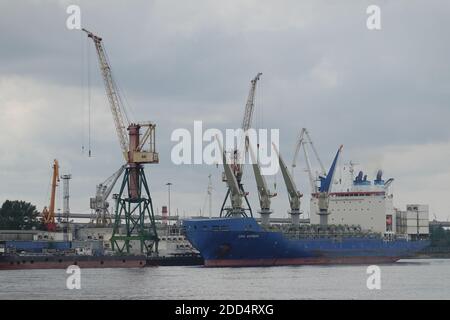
182;138;430;267
182;217;429;267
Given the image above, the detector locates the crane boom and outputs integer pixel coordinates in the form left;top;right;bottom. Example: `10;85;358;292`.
306;130;326;176
102;165;126;199
81;29;159;254
42;159;59;231
273;144;302;210
292;128;326;192
82;28;129;161
249;143;275;211
90;164;126;225
319;145;343;193
217;136;244;216
241;73;262;132
317;145;343;228
220;73;262;218
273;143;303;224
234;73;262;183
302;142;316;192
292;128;306;171
249;142;276;225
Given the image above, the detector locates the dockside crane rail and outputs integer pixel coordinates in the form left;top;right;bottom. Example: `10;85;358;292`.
273;143;303;225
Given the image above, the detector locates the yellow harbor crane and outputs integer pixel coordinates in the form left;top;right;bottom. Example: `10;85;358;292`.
42;159;59;231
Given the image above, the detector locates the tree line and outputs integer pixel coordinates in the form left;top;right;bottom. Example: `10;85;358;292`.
0;200;42;230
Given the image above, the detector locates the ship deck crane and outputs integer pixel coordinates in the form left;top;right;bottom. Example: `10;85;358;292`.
316;145;343;228
83;28;159;254
273;144;303;225
248;142;276;225
42;159;59;231
217;136;245;217
220;73;262;218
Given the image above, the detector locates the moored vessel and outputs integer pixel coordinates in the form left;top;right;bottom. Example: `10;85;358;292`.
182;217;430;267
0;253;146;270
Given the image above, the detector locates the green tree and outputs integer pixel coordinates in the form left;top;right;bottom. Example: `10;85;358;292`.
0;200;41;230
430;225;450;247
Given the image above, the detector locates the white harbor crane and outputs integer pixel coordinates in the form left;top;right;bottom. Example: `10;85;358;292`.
273;143;303;225
90;165;126;226
217;136;246;217
248;142;277;225
220;73;262;217
291;128;326;193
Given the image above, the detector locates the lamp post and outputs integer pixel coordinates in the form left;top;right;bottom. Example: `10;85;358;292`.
166;182;173;218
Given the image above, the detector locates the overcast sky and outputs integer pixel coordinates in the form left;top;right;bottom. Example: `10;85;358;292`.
1;0;449;221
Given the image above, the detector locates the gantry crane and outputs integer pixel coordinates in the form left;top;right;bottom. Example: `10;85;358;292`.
90;165;126;226
248;142;276;225
291;128;326;193
42;159;59;231
83;29;159;254
220;73;262;217
272;144;303;225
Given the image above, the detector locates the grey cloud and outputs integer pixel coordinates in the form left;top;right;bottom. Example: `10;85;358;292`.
1;0;449;220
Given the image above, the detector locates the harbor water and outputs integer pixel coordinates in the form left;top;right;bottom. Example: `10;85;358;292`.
1;259;449;300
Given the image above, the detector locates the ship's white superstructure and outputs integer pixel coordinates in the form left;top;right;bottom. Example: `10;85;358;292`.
309;169;429;238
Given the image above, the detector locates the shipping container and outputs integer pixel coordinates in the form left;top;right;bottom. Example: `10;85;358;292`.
5;241;71;253
406;219;429;227
406;226;429;235
406;211;429;220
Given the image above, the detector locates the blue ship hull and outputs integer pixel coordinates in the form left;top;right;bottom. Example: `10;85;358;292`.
182;218;430;267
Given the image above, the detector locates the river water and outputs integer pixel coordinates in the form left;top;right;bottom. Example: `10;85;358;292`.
0;259;449;299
